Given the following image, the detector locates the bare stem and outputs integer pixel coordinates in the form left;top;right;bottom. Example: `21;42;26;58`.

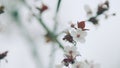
22;0;64;49
49;1;63;68
56;0;62;13
53;0;62;32
48;43;56;68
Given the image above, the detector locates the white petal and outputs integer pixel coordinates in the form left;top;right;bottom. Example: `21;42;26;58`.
77;28;82;31
71;30;77;37
64;46;70;52
75;51;80;56
79;38;86;43
71;46;77;51
72;61;83;68
81;31;87;37
55;64;63;68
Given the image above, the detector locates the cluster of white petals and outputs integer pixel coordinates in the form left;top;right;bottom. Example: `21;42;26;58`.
64;46;80;58
55;64;63;68
72;60;100;68
70;28;87;43
56;60;100;68
56;21;99;68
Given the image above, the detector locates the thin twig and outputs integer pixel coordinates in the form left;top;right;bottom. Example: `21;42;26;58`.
49;1;63;67
22;0;64;49
48;43;56;68
56;0;62;13
53;0;62;32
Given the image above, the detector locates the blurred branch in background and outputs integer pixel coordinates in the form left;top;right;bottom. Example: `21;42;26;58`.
9;9;44;68
22;0;64;49
53;0;62;33
6;0;64;68
48;0;62;68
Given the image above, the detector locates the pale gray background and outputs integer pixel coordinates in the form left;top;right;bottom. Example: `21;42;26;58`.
0;0;120;68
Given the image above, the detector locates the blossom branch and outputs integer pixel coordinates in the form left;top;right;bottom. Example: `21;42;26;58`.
22;0;64;49
85;0;114;25
49;1;63;67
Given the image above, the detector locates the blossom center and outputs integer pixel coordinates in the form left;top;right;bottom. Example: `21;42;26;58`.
69;50;73;54
76;34;80;38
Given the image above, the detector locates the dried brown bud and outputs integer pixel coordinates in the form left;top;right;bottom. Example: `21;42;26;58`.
37;4;48;13
77;21;85;29
97;0;109;15
0;51;8;60
71;23;75;28
63;34;74;43
62;58;75;67
88;17;99;25
112;13;116;16
45;33;52;43
104;0;109;8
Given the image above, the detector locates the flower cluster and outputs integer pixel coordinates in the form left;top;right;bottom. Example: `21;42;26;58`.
62;46;80;66
56;45;80;68
97;0;109;15
72;60;100;68
56;21;95;68
63;21;88;43
85;0;115;25
56;51;99;68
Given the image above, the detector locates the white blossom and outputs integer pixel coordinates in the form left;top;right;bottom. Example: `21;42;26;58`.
64;46;80;58
56;64;63;68
72;60;100;68
72;61;88;68
70;28;87;43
